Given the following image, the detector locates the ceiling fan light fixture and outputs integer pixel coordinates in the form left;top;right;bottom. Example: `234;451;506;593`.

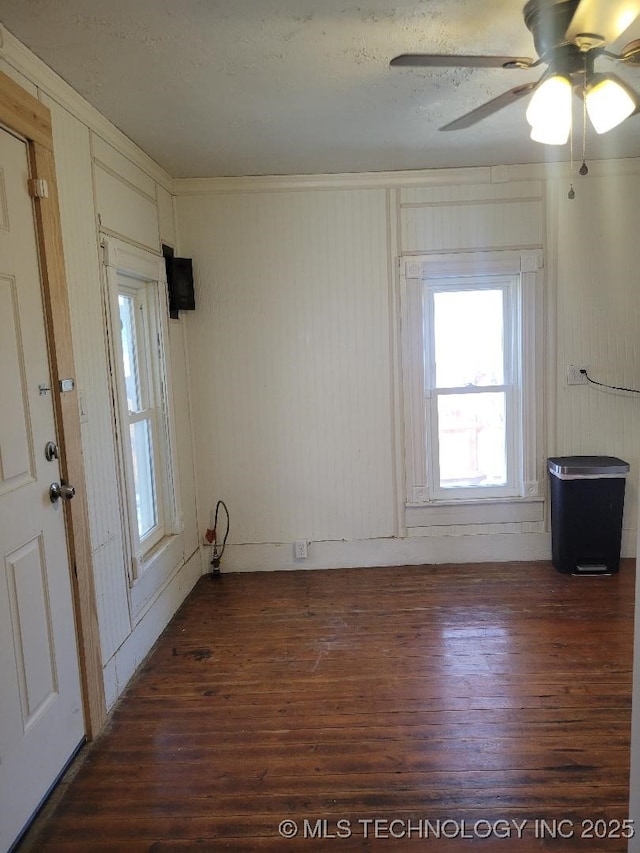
525;74;572;127
529;117;571;145
585;74;637;134
526;74;572;145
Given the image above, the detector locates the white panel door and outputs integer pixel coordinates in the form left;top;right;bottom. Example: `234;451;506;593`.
0;128;84;851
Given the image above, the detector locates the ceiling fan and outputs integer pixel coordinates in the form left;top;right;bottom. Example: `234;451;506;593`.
390;0;640;142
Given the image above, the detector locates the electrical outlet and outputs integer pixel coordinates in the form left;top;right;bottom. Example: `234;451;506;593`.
567;365;588;386
294;540;308;559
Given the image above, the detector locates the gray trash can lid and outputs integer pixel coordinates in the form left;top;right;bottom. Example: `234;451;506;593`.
548;455;630;478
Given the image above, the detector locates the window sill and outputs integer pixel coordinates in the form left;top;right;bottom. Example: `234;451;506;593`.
405;497;544;528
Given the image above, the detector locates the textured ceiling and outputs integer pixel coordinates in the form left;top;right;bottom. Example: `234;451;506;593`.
1;0;640;178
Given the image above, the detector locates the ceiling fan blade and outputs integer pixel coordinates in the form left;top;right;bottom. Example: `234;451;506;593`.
565;0;640;48
390;54;535;69
440;82;539;131
619;38;640;64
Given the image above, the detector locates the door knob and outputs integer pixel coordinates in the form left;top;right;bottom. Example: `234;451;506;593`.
49;482;76;503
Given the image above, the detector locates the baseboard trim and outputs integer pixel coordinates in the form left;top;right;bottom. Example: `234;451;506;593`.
209;529;637;574
211;532;550;573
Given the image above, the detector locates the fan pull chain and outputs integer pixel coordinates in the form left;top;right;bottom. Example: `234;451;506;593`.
579;61;589;176
568;103;575;199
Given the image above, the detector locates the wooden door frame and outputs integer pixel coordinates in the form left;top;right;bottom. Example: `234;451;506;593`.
0;70;106;737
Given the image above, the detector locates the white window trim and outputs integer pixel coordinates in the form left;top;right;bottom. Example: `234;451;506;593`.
400;250;544;527
102;236;183;596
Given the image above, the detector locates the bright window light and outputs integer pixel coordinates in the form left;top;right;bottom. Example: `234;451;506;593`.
430;286;513;494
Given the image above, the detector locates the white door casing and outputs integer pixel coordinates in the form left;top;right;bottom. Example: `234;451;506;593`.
0;127;84;851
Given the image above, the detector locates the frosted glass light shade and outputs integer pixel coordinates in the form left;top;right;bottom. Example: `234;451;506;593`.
529;121;571;145
526;75;572;145
526;75;572;127
586;75;637;134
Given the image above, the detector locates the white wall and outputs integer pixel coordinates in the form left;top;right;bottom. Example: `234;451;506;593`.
0;27;200;710
176;162;640;572
549;169;640;534
176;188;396;555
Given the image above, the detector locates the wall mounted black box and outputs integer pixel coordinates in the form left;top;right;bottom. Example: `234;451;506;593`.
163;244;195;319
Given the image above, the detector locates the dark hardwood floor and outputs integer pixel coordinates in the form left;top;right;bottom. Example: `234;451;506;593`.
21;560;635;851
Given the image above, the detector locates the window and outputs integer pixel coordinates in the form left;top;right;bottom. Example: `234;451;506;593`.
400;252;543;526
103;238;182;585
117;279;165;551
426;278;519;500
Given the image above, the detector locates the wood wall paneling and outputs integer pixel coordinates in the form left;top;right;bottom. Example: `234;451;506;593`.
93;163;160;252
174;165;640;564
400;180;544;205
44;96;132;662
552;173;640;534
401;200;543;254
176;189;395;547
169;318;199;559
157;184;176;248
92;135;157;199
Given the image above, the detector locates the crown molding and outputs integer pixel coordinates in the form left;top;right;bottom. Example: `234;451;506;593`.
174;157;640;196
0;25;174;193
507;157;640;182
174;167;494;195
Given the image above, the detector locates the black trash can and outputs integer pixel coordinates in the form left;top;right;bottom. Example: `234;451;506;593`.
548;455;630;575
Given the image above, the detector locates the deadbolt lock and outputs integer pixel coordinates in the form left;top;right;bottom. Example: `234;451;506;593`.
45;441;59;462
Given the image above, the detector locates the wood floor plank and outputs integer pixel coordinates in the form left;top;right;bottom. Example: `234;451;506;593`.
18;560;635;851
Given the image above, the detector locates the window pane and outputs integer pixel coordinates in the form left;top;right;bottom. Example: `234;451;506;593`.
130;419;157;539
437;393;507;488
433;290;504;388
119;294;141;413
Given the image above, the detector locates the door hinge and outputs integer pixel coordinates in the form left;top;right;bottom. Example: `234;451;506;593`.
28;178;49;199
